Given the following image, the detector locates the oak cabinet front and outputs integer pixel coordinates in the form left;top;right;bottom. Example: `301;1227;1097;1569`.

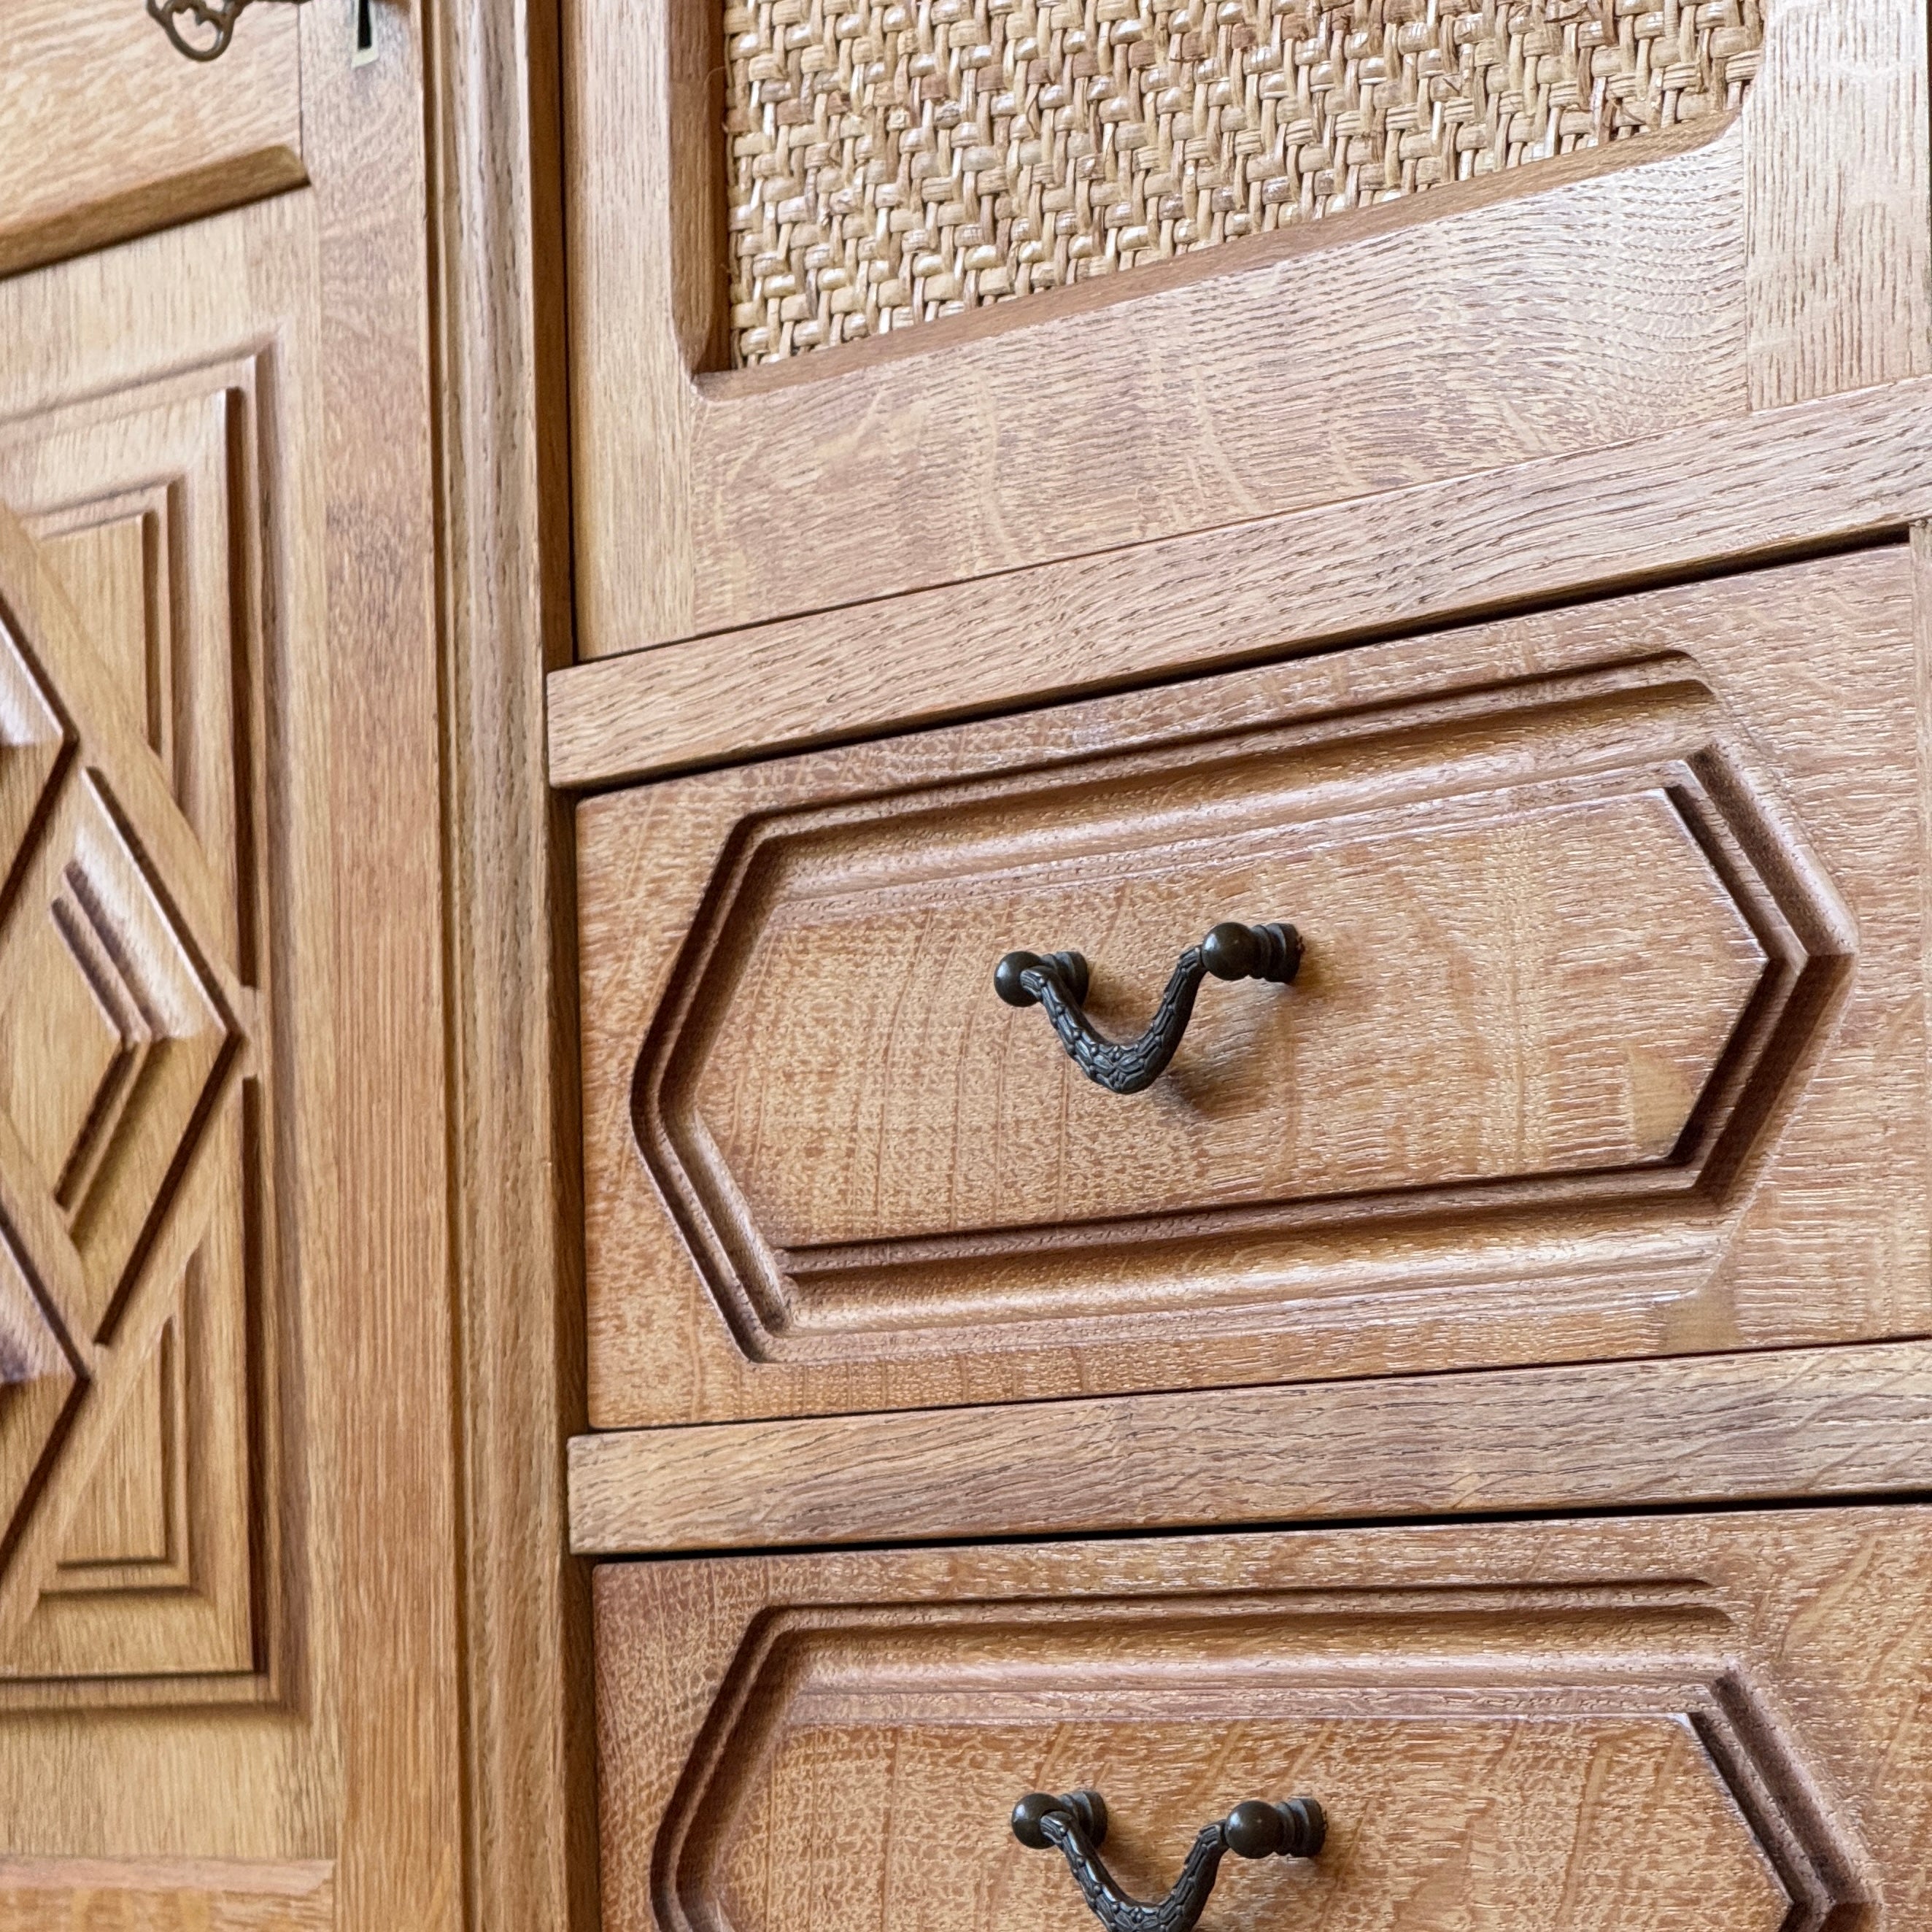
564;0;1927;654
595;1507;1932;1932
554;7;1932;1932
579;541;1931;1427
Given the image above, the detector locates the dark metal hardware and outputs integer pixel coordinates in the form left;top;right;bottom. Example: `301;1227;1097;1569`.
148;0;301;63
1011;1788;1324;1932
994;921;1302;1094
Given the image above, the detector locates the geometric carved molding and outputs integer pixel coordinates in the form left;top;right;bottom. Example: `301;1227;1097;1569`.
0;770;234;1339
665;1587;1863;1932
0;1226;80;1591
0;354;277;1690
51;1303;185;1585
636;654;1851;1371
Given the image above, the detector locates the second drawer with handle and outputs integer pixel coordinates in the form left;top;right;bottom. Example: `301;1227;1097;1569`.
578;544;1925;1426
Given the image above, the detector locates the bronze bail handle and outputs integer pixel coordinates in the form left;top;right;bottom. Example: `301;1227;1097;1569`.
1011;1788;1325;1932
994;921;1302;1095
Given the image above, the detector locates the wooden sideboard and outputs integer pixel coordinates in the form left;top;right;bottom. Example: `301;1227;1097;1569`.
558;1;1932;1925
5;1;1932;1928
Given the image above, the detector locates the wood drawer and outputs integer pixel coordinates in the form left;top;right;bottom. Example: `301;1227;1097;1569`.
595;1507;1932;1931
579;542;1932;1428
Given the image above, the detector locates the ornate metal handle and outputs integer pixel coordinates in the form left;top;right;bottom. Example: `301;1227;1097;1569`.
1012;1788;1324;1932
148;0;302;62
994;921;1302;1094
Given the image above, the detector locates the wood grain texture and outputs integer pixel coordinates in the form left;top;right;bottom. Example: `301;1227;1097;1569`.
0;1859;331;1930
685;779;1768;1245
0;0;304;279
595;1508;1932;1931
549;374;1932;788
685;123;1747;635
425;0;600;1919
568;0;1926;653
0;355;282;1684
578;546;1929;1427
56;1316;176;1572
302;0;466;1925
1744;0;1932;406
571;71;1747;650
0;133;327;1868
568;1337;1932;1553
0;7;463;1932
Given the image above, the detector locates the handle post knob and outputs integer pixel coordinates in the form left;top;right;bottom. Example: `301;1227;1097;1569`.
994;950;1091;1009
1011;1789;1108;1850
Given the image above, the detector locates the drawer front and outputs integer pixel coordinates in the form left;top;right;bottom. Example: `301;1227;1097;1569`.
595;1507;1931;1931
580;544;1932;1427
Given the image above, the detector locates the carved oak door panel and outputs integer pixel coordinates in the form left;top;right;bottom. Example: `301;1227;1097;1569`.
0;385;268;1683
0;150;324;1717
0;189;336;1920
0;4;461;1929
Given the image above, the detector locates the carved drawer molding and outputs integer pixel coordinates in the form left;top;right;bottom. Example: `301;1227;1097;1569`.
578;546;1925;1429
594;1511;1924;1932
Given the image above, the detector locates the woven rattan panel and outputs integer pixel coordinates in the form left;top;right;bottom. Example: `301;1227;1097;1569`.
726;0;1762;364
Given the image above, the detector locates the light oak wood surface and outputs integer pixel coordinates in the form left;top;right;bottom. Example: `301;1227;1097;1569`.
0;354;316;1680
4;0;1924;1922
686;779;1766;1240
569;1337;1932;1554
305;0;467;1921
578;545;1932;1427
426;0;599;1919
1745;0;1931;406
549;374;1932;788
0;203;320;1723
0;0;304;280
596;1508;1932;1931
566;0;1925;654
0;0;466;1924
0;1858;331;1929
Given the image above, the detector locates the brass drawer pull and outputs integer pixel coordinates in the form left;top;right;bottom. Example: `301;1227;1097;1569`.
994;921;1302;1094
1011;1788;1324;1931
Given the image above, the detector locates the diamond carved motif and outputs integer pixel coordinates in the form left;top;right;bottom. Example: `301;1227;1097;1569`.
0;619;63;899
0;1230;78;1580
0;771;234;1340
0;356;274;1690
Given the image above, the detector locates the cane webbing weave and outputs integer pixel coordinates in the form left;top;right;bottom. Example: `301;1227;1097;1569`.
725;0;1761;365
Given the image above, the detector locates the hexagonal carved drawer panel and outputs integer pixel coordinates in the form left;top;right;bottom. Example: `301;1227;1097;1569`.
581;550;1922;1427
594;1510;1929;1932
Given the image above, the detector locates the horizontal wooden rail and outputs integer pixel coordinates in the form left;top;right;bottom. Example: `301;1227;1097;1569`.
571;1339;1932;1554
549;377;1932;789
